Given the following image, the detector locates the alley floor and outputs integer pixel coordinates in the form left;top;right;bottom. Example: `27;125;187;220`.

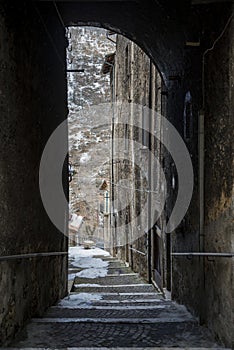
7;247;229;349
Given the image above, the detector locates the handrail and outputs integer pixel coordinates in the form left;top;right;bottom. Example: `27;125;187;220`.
0;251;68;262
129;247;146;256
171;252;234;258
66;69;84;73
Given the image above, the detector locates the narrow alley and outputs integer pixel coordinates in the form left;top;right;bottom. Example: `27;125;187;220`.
8;246;227;349
0;1;233;349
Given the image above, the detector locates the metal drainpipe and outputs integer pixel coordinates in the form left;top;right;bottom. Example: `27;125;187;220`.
112;65;115;255
106;34;116;254
129;42;134;268
111;102;115;254
199;110;205;323
104;60;115;254
147;60;153;283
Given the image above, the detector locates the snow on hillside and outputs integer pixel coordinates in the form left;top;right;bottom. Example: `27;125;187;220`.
67;27;115;245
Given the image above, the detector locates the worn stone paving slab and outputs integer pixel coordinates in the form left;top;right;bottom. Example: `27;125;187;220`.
31;318;196;324
10;322;222;348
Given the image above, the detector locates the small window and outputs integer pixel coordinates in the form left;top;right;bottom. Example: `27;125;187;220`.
125;45;129;78
104;191;109;214
183;91;193;140
124;124;129;152
142;106;149;147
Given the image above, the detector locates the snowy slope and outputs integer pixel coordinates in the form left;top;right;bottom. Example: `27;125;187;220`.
67;27;115;244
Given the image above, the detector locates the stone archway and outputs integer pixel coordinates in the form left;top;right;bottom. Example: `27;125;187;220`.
0;1;233;347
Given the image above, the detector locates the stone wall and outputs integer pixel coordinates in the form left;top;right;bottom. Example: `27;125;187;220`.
111;36;163;282
203;5;234;346
106;6;234;346
0;0;233;347
0;2;68;345
170;4;234;347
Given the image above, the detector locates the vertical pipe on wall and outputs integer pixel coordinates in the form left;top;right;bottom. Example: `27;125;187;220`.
147;60;153;283
199;110;205;323
111;62;115;255
129;41;135;268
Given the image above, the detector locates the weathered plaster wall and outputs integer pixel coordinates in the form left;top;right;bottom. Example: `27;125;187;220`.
171;4;234;347
203;6;234;346
0;2;68;345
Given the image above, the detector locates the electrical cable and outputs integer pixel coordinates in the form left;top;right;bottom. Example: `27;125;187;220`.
72;176;162;194
34;3;65;68
202;12;234;109
53;2;66;29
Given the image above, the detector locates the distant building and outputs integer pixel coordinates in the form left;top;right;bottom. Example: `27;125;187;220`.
68;213;83;246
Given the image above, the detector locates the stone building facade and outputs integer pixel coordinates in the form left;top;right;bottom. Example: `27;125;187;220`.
105;35;169;285
104;32;234;346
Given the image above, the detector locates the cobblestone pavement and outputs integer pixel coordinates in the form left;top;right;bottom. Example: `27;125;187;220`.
8;252;229;349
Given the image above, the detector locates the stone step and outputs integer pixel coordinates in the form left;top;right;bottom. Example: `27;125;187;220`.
8;252;228;350
92;292;163;300
45;305;195;322
66;291;164;306
92;256;118;261
69;260;126;269
54;300;167;307
6;348;230;350
74;274;143;286
68;268;82;273
76;300;165;307
72;283;157;294
32;317;196;324
107;266;133;274
107;272;138;277
6;348;229;350
68;269;135;276
105;261;127;267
